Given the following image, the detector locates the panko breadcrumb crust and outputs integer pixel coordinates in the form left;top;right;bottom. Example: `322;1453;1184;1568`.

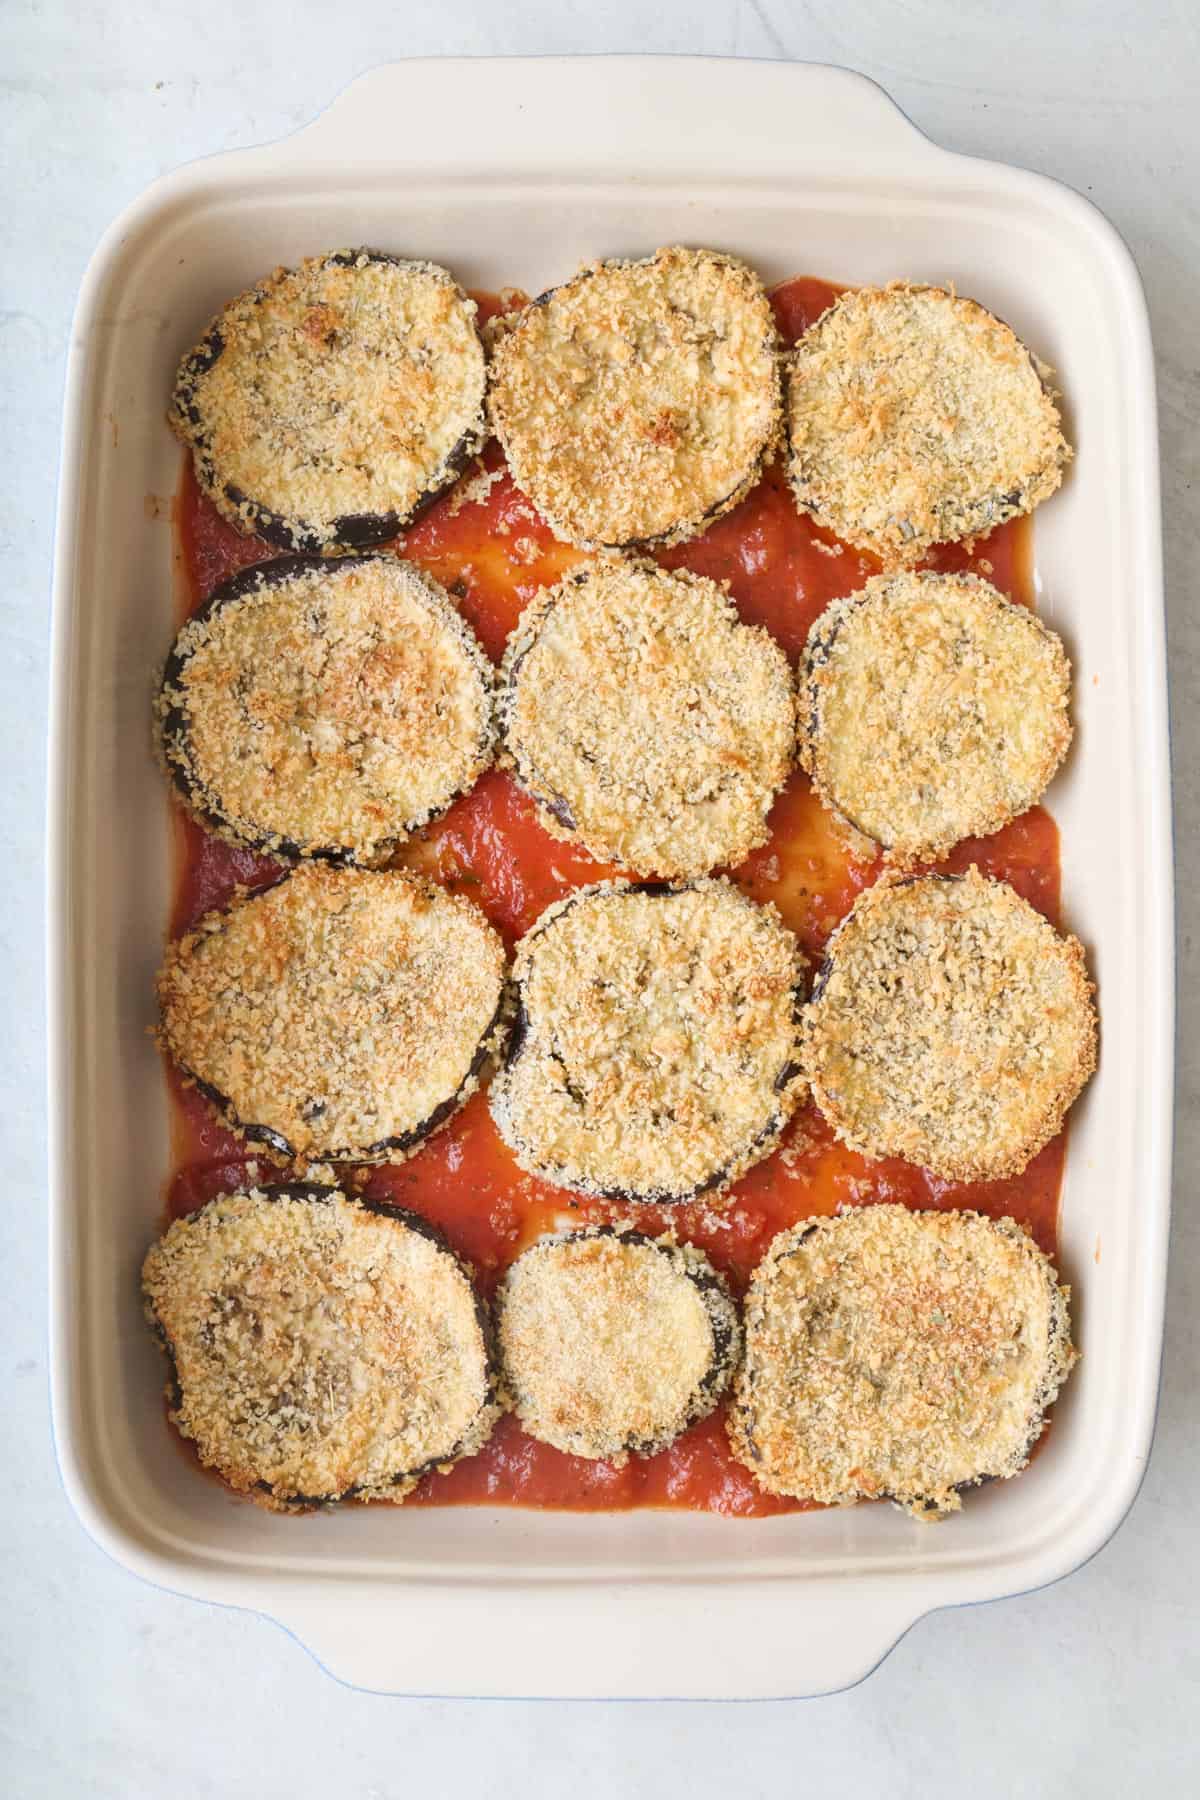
489;878;807;1202
729;1205;1078;1519
157;553;496;866
156;864;510;1165
495;1226;740;1462
786;282;1070;562
799;569;1072;863
487;247;782;549
170;250;486;551
499;559;795;877
801;868;1097;1180
142;1187;499;1512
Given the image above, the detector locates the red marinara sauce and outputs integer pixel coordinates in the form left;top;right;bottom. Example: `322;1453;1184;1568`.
166;277;1065;1517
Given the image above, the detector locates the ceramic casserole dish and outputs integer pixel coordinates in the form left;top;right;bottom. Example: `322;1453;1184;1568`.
47;56;1172;1698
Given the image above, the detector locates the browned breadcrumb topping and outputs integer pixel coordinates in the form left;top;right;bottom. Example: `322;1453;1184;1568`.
488;247;781;549
496;1227;739;1461
157;554;495;865
787;283;1070;561
499;559;794;877
800;570;1072;863
489;879;807;1201
157;864;508;1164
142;1188;498;1511
170;251;486;548
729;1205;1077;1518
801;868;1096;1180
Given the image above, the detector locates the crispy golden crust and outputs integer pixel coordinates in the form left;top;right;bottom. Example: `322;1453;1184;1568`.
801;869;1097;1180
156;864;509;1165
157;554;495;865
800;571;1072;863
499;560;795;877
786;283;1070;562
170;251;486;551
728;1206;1077;1518
496;1227;739;1461
488;247;781;549
489;879;807;1201
142;1187;498;1511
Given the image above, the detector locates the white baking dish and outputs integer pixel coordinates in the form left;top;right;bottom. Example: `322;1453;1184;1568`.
47;56;1171;1699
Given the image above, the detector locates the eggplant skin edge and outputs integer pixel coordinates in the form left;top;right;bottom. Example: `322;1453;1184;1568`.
144;1183;501;1512
492;879;806;1203
495;1224;741;1462
162;975;514;1170
156;550;497;866
172;249;487;554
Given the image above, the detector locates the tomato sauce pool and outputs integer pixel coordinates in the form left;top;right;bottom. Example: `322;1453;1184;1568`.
167;276;1065;1516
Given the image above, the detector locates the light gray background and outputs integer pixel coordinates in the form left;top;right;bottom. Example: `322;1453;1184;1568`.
3;2;1196;1793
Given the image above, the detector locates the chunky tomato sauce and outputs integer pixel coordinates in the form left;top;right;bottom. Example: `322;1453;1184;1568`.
167;277;1064;1515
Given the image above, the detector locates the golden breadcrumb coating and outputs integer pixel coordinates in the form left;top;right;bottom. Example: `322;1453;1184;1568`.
490;878;806;1200
171;250;485;549
496;1227;739;1461
729;1205;1077;1518
158;554;495;864
500;559;794;876
787;282;1070;561
801;868;1096;1180
143;1188;498;1511
157;864;509;1164
800;570;1071;862
488;247;781;548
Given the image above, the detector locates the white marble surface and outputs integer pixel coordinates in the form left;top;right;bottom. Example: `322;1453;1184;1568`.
3;2;1198;1792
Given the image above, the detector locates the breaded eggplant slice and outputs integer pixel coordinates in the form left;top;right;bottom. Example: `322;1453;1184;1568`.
157;864;509;1165
496;1226;740;1462
489;878;807;1201
800;570;1071;863
729;1205;1077;1519
157;553;495;865
142;1186;498;1511
488;246;781;549
170;250;486;551
801;868;1096;1180
500;560;794;877
787;283;1070;561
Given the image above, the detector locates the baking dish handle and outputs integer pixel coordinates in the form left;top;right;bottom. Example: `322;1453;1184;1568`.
278;57;940;177
268;1580;927;1700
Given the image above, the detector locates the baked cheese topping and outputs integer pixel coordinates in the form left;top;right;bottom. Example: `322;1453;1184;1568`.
170;251;486;550
801;869;1096;1180
489;879;807;1200
800;570;1071;862
500;560;794;877
729;1206;1077;1518
157;864;508;1163
488;247;781;548
158;554;495;865
143;1188;497;1509
787;283;1070;561
496;1228;739;1461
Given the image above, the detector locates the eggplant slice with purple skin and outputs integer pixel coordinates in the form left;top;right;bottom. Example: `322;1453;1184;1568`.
797;568;1072;865
487;246;782;549
156;552;496;866
728;1205;1078;1519
495;1226;740;1462
786;281;1071;562
156;863;511;1166
142;1185;500;1511
489;878;807;1202
498;559;795;879
171;249;487;553
799;866;1097;1182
